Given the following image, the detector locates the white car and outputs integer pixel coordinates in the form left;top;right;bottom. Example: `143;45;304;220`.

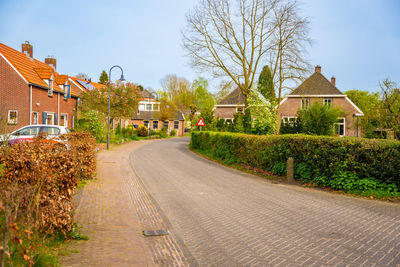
0;125;69;145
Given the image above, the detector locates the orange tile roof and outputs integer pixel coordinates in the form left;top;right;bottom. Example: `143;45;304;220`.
0;42;52;88
55;74;68;85
91;81;106;90
34;67;53;80
0;42;83;97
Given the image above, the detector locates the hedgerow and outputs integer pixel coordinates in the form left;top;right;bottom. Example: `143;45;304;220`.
191;132;400;197
0;132;96;265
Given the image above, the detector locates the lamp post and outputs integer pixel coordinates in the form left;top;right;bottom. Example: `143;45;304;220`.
107;65;125;150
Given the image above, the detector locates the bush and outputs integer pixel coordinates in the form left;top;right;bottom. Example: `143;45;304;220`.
170;129;177;136
191;132;400;196
137;125;148;137
76;110;106;142
297;102;343;136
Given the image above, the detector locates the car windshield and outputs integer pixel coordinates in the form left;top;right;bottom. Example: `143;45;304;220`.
14;126;40;136
40;126;60;135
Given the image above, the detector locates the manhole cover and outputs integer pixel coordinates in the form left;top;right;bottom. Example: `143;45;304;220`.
143;229;168;236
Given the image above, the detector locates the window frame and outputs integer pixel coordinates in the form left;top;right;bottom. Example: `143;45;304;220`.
153;120;158;130
300;98;310;109
33;111;38;124
46;112;55;125
8;110;18;124
174;120;179;130
281;116;297;126
323;98;332;106
335;117;346;137
60;113;68;128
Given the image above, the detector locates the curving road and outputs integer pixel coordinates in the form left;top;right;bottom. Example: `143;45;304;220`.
130;138;400;266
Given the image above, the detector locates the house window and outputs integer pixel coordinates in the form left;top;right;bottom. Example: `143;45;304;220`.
46;113;54;125
139;104;145;111
33;112;38;124
8;110;17;124
146;104;152;111
153;120;158;129
63;85;70;99
153;104;160;111
60;114;68;127
163;121;169;130
335;118;345;137
174;121;179;129
144;120;149;128
323;98;332;106
282;116;297;126
301;98;310;109
48;80;53;96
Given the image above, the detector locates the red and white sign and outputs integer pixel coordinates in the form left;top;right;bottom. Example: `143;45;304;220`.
196;117;206;127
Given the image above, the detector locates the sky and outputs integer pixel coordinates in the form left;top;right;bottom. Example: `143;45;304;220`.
0;0;399;94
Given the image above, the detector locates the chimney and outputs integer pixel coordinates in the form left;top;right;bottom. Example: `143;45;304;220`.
21;41;33;58
45;56;57;70
331;76;336;86
315;65;321;73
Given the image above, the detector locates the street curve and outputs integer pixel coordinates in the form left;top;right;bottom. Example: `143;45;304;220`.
130;137;400;267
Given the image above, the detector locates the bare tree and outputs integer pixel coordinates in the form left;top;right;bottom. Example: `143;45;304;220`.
160;74;194;110
380;79;400;138
269;0;311;106
182;0;310;106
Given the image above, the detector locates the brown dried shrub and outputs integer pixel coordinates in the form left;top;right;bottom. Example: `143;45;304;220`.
0;132;96;233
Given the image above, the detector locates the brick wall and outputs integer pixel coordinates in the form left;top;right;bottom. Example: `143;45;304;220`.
214;106;237;119
278;97;361;137
0;56;30;133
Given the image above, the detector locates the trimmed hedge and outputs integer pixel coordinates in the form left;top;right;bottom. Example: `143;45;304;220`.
190;132;400;190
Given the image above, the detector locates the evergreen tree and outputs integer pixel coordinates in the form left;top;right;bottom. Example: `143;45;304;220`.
99;70;109;85
257;65;275;103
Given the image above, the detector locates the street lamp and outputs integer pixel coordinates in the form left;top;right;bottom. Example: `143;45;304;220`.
107;65;125;150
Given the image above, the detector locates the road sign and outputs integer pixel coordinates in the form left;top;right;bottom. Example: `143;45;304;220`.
196;117;206;127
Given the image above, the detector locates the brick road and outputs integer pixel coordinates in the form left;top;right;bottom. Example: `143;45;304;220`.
131;138;400;266
61;140;188;266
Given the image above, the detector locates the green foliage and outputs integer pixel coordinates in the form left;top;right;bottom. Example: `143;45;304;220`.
279;118;303;134
345;89;381;138
193;77;215;111
76;110;106;142
80;82;142;120
200;108;215;130
191;132;400;197
170;129;177;136
98;70;108;85
272;162;286;176
257;65;275;103
233;111;244;133
297;102;343;136
247;90;277;134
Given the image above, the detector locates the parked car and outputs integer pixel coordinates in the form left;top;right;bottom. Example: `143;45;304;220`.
0;125;69;145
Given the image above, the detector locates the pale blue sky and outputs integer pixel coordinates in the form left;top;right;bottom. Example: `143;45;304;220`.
0;0;399;93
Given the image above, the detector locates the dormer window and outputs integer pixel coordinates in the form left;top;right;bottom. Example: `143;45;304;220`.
48;79;53;96
63;85;71;99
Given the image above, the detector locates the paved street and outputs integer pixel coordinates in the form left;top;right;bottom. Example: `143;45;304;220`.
131;137;400;266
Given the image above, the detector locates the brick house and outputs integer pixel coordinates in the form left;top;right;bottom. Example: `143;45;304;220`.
0;41;80;133
277;66;364;137
129;89;185;136
214;87;246;121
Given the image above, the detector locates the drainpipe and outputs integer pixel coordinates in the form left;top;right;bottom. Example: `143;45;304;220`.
57;92;60;125
29;85;32;124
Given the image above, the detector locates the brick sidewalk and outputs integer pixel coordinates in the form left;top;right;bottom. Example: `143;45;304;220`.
61;140;188;267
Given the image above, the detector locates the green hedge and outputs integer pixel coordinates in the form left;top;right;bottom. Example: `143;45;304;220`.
191;131;400;196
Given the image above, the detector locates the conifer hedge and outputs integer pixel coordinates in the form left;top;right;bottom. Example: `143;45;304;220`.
191;132;400;189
